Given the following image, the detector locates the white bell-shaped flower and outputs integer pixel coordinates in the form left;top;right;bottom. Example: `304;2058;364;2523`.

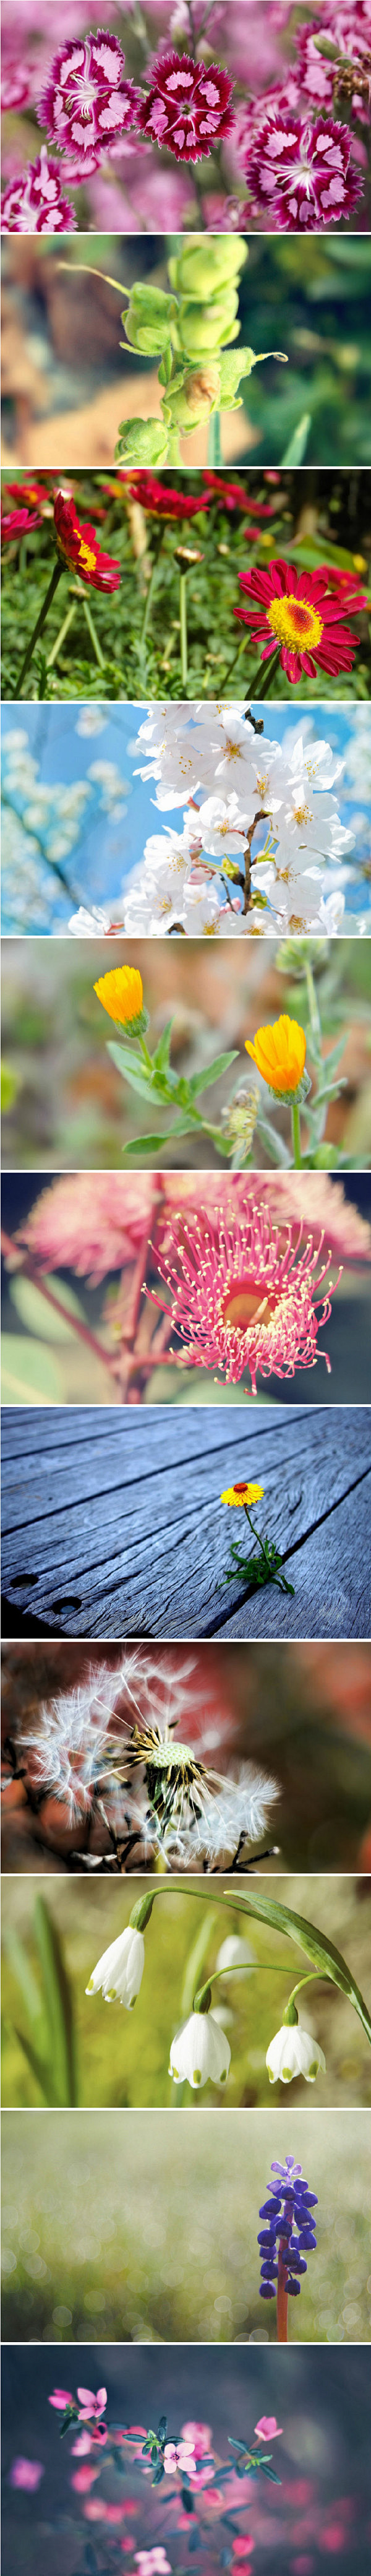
216;1935;257;1973
266;2020;326;2084
85;1925;145;2009
169;2009;231;2090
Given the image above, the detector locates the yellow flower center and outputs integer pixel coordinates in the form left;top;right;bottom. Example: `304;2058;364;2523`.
267;593;323;652
77;536;99;574
221;1273;278;1334
93;965;143;1026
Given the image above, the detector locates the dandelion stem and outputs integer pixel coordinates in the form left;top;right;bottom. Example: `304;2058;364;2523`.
277;2247;288;2343
11;561;63;698
291;1102;302;1168
179;572;189;687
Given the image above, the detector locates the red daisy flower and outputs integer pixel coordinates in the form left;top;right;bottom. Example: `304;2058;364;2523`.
137;50;234;164
234;557;367;683
5;479;51;513
202;473;276;515
1;504;43;540
241;106;362;230
54;493;121;593
39;32;140;168
1;150;75;233
122;473;210;520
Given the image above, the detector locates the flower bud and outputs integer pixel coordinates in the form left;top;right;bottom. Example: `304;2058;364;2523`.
266;2022;326;2085
85;1925;145;2010
115;420;169;467
169;2010;231;2090
123;285;176;356
174;295;239;355
168;241;247;298
166;366;220;429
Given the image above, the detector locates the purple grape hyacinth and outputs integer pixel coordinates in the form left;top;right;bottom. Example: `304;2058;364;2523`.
258;2153;318;2299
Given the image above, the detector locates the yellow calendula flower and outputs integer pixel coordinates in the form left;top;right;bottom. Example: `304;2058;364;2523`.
221;1481;264;1507
93;965;144;1028
245;1014;306;1096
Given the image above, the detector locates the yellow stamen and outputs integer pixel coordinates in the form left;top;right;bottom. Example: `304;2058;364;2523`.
267;593;323;651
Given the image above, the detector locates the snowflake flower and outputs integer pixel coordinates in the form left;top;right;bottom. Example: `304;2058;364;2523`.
39;32;140;167
54;492;121;592
235;559;366;683
147;1199;341;1394
241;108;362;230
137;49;234;163
1;150;75;232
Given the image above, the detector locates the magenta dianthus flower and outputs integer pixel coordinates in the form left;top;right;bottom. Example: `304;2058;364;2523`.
147;1204;341;1395
242;106;362;228
297;9;371;118
137;49;234;163
1;149;76;231
39;31;140;168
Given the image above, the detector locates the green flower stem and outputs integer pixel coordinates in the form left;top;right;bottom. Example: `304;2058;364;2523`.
179;572;189;687
247;645;282;700
291;1101;302;1168
285;1971;325;2014
207;411;223;468
166;433;182;468
81;593;106;670
46;600;78;669
140;527;165;647
305;962;322;1055
129;1883;371;2046
11;560;64;699
194;1963;299;2012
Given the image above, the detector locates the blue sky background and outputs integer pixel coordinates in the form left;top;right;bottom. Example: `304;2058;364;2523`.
1;700;369;930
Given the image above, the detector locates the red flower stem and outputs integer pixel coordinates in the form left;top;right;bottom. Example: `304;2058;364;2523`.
11;561;64;699
0;1230;114;1374
114;1181;165;1395
277;2248;288;2343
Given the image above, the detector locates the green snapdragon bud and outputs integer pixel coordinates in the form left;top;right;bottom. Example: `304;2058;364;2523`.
123;283;177;355
115;418;169;465
164;365;220;429
173;295;240;356
168;239;247;298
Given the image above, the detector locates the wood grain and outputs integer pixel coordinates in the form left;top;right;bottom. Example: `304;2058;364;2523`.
1;1404;370;1642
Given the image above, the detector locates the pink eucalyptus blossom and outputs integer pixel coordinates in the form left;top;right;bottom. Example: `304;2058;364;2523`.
137;49;234;163
241;106;362;228
39;32;140;168
147;1200;343;1395
1;148;75;230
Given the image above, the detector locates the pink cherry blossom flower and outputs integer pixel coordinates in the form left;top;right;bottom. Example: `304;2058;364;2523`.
254;2416;283;2440
147;1199;343;1394
137;49;234;163
240;106;362;228
9;2460;45;2491
49;2389;74;2410
39;33;140;168
1;148;75;231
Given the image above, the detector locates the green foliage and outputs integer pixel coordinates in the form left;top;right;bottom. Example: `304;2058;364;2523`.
2;1895;78;2106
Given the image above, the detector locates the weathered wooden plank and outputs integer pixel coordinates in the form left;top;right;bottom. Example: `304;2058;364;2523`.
1;1403;365;1534
1;1406;370;1642
220;1473;371;1640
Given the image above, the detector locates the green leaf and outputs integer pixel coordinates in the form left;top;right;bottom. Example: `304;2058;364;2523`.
1;1335;65;1403
181;1908;220;2017
33;1896;78;2105
187;1050;239;1096
4;1928;43;2024
9;1272;87;1343
219;1892;371;2043
124;1133;168;1157
151;1020;174;1075
280;412;311;465
12;2023;56;2108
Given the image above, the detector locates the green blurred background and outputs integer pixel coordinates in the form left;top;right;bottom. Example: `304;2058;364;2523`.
1;1875;371;2113
1;2104;370;2343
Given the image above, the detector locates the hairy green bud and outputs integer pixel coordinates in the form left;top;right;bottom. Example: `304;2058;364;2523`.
115;417;169;465
164;364;220;429
122;283;177;356
168;239;247;298
173;294;240;358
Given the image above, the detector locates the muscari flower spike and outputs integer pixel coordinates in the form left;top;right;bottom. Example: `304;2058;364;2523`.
258;2154;318;2299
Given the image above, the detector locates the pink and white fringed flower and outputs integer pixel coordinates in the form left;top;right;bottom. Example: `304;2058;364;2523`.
241;107;362;228
39;32;140;167
147;1204;342;1394
137;50;234;163
1;149;76;231
297;10;371;118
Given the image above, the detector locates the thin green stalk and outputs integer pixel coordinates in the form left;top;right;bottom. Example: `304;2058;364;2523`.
140;528;165;646
247;645;282;700
82;594;106;669
179;572;188;687
207;412;223;468
46;600;77;668
305;961;322;1054
11;561;64;699
291;1101;302;1168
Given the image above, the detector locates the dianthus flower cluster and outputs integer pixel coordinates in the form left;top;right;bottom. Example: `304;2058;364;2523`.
1;0;367;231
66;701;364;943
